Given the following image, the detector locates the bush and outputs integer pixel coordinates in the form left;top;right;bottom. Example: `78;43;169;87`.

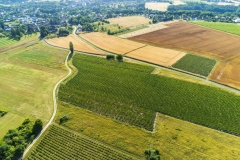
116;54;123;62
106;55;115;60
144;149;161;160
59;115;69;124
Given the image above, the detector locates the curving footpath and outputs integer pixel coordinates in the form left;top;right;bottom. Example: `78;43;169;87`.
21;51;73;159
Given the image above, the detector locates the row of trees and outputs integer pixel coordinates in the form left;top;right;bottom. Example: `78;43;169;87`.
0;119;43;160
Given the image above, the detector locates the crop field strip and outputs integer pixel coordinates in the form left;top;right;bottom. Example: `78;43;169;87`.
46;34;105;55
192;21;240;36
125;45;186;66
0;38;17;48
59;54;240;135
107;16;151;28
172;54;217;76
25;125;141;160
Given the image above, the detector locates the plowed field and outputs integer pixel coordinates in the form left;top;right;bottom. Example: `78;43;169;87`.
129;22;240;89
126;45;186;66
80;32;146;54
46;34;105;55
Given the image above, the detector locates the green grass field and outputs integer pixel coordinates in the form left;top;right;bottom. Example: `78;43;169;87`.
0;37;17;48
25;125;141;160
0;38;68;139
191;21;240;36
59;54;240;135
55;102;240;159
172;54;217;76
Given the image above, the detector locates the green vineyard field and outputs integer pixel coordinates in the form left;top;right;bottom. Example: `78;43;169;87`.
192;21;240;36
59;54;240;135
172;54;216;76
25;125;141;160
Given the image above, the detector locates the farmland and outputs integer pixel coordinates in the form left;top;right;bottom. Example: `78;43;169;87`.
0;38;16;48
172;54;217;76
80;32;146;54
129;21;240;89
125;45;186;67
55;102;240;159
0;37;68;139
45;34;105;55
192;21;240;36
107;16;151;28
129;21;240;61
25;125;140;160
59;54;240;135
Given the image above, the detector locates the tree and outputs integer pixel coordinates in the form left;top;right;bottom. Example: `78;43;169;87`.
144;149;160;160
0;21;4;29
10;28;16;37
32;119;43;137
40;26;48;38
69;41;74;59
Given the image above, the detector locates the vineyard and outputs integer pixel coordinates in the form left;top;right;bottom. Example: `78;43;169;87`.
172;54;217;76
25;125;141;160
0;38;16;48
59;54;240;135
192;21;240;36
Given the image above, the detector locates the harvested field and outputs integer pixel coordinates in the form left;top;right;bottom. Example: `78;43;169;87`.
80;32;146;54
129;22;240;61
107;16;151;28
126;45;186;67
145;2;170;11
119;21;176;38
210;61;240;89
129;21;240;88
45;34;105;55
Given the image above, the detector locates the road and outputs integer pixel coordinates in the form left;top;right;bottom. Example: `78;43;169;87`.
21;50;72;159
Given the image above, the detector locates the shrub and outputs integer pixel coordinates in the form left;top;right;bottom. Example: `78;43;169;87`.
59;115;69;124
106;55;115;60
116;54;123;61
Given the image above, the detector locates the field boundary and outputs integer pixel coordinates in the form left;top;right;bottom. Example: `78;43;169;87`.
123;45;147;55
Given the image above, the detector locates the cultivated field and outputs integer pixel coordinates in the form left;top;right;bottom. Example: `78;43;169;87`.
129;21;240;88
0;37;68;139
172;54;217;76
59;54;240;134
25;125;140;160
45;34;105;55
0;37;16;48
145;2;170;11
125;45;186;66
192;21;240;36
129;22;240;60
80;32;146;54
107;16;151;28
55;102;240;159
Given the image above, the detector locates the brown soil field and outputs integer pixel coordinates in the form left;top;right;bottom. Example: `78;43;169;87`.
45;34;105;55
107;16;151;28
80;32;146;54
129;21;240;89
126;46;186;66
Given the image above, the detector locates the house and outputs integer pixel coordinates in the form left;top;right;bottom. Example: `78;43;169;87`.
78;24;82;32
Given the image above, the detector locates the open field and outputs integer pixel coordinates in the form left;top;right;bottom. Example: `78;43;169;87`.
59;54;240;134
129;21;240;88
107;16;151;28
172;54;217;76
0;39;68;139
119;21;175;38
55;103;240;159
0;37;17;48
80;32;146;54
25;125;140;160
192;21;240;36
125;45;186;67
45;34;105;55
129;21;240;60
145;1;185;11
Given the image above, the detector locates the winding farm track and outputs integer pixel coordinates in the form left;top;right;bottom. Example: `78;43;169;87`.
22;25;240;159
21;50;72;159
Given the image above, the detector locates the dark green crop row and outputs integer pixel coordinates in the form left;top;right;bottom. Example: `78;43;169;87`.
59;54;240;135
173;54;216;77
26;125;140;160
